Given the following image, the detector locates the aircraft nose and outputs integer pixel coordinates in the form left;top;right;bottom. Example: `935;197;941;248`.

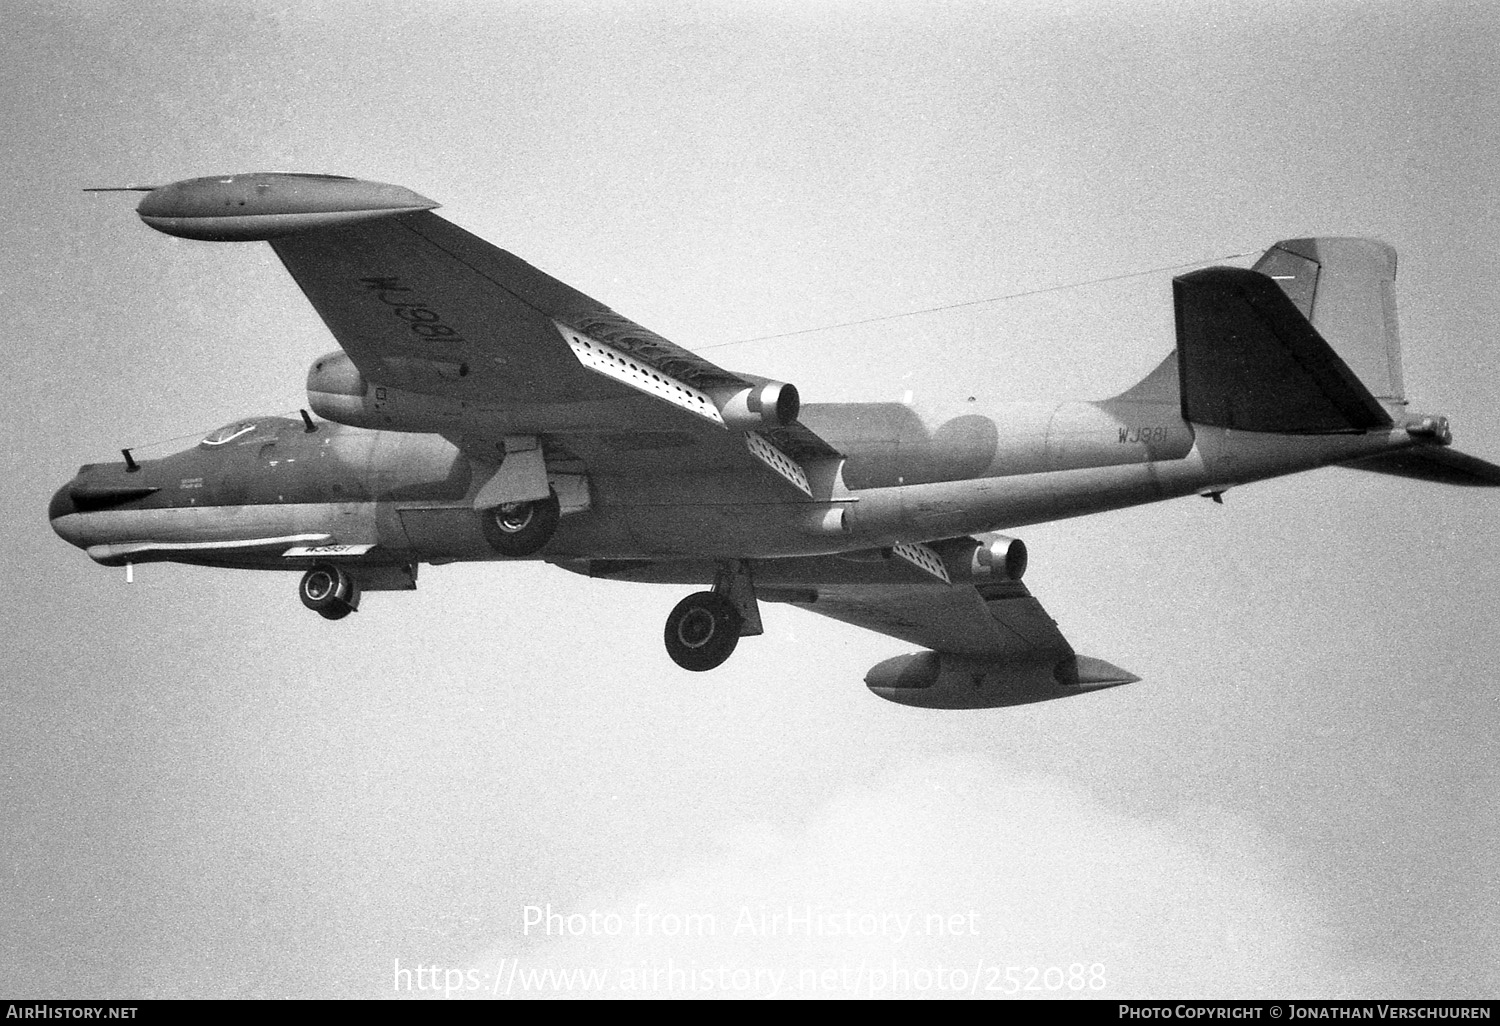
50;462;163;552
49;480;86;547
49;481;76;521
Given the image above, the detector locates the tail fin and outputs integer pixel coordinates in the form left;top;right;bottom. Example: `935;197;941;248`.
1171;237;1401;434
1108;350;1179;406
1252;238;1404;405
1165;238;1500;485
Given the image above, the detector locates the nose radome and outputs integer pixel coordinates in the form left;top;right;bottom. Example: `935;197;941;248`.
49;482;87;548
48;482;76;521
49;462;161;549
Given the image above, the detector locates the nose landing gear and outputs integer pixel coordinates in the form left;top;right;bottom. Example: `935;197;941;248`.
299;563;360;620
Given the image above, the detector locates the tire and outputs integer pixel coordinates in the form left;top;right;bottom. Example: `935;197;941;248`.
664;591;742;672
299;563;358;618
484;489;561;558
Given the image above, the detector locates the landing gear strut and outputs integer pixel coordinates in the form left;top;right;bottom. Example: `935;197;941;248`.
299;563;360;620
483;489;561;557
662;561;764;672
664;591;742;672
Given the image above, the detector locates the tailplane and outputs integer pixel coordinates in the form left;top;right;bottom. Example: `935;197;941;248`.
1341;447;1500;487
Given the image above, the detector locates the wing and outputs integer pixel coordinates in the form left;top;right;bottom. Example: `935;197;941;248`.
129;173;841;502
777;576;1067;657
575;541;1140;709
273;210;742;413
268;204;842;493
776;571;1138;709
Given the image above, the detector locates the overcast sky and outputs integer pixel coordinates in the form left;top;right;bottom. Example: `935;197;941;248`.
2;0;1496;1000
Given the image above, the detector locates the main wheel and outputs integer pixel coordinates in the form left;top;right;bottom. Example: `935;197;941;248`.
299;563;359;620
484;489;561;557
664;591;742;672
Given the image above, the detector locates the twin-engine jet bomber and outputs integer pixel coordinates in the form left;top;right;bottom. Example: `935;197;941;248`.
52;173;1499;708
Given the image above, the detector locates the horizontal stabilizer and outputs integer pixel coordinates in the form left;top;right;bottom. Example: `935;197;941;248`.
1340;447;1500;487
1174;266;1393;433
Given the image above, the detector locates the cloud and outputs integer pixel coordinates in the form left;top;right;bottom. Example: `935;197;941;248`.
454;753;1375;999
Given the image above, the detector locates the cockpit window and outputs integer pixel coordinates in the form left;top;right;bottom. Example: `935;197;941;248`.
200;421;259;447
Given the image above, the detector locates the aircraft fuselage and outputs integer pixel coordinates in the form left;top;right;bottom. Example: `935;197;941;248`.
50;393;1419;571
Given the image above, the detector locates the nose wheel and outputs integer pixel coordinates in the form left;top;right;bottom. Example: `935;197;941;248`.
299;563;360;620
664;591;743;671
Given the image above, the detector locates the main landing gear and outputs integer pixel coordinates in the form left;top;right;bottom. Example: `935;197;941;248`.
483;489;561;558
664;592;743;671
299;563;360;620
663;561;764;672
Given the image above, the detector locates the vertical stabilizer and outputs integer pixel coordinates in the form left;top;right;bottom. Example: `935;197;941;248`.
1107;351;1178;406
1252;238;1405;406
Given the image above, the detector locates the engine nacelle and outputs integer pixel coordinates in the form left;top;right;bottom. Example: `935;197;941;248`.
307;350;374;426
967;533;1027;581
927;532;1028;583
306;351;460;432
712;379;800;430
865;651;1138;709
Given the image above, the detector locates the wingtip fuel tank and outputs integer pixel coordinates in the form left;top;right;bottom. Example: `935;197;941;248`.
134;172;439;241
